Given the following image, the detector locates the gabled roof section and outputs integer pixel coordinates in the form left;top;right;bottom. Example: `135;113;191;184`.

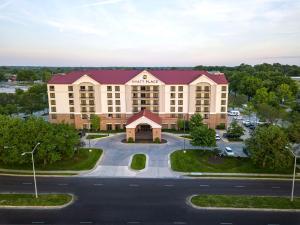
48;69;228;85
126;110;162;126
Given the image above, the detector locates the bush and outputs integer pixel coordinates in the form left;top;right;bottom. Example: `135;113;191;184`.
127;137;134;143
154;137;161;143
216;123;226;130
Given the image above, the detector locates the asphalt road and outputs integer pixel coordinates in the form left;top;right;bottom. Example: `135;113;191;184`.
0;176;299;225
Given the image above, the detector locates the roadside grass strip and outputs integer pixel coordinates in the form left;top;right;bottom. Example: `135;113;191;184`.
86;135;108;139
190;195;300;210
130;154;146;171
0;194;72;207
171;150;294;174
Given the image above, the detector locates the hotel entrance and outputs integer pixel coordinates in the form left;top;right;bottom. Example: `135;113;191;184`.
136;124;152;141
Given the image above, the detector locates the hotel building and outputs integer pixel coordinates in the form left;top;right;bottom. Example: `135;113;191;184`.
47;69;228;141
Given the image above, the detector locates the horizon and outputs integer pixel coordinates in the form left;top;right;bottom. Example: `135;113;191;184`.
0;0;300;66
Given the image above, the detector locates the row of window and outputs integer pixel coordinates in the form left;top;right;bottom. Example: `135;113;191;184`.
132;86;159;91
80;86;94;91
170;93;183;98
107;86;120;91
108;107;121;112
107;93;120;98
170;86;184;92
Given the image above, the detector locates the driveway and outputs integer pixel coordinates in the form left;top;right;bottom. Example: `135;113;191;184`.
82;133;246;178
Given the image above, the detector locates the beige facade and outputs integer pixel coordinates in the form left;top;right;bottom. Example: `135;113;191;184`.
48;70;228;130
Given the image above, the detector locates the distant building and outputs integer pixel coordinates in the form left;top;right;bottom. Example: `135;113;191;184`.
47;69;228;141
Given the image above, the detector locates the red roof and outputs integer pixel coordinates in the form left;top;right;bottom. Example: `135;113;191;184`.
48;69;228;85
126;110;162;126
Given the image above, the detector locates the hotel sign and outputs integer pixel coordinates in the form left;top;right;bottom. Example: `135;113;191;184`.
131;74;159;84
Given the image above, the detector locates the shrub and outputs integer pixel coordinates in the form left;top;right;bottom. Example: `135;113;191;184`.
127;137;134;143
216;123;226;130
154;137;161;143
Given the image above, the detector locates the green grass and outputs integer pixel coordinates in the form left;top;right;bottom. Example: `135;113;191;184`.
0;194;72;206
191;195;300;209
0;148;102;171
130;154;146;170
162;129;189;134
180;135;192;139
86;134;108;139
171;150;294;174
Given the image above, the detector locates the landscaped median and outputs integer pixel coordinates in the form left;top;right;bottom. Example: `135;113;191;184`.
130;154;146;171
189;195;300;211
86;134;108;139
0;148;103;175
0;193;73;208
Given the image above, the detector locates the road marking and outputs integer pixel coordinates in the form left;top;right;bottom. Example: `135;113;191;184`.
234;185;245;188
164;184;174;187
267;224;280;225
271;186;281;189
32;222;44;224
22;182;32;185
220;223;232;225
93;183;103;186
199;184;210;187
57;183;68;186
129;184;140;187
127;222;141;224
173;222;187;224
80;222;92;224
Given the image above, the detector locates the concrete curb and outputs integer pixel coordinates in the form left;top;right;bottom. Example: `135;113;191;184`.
0;193;75;210
128;153;148;173
77;149;105;176
186;195;300;212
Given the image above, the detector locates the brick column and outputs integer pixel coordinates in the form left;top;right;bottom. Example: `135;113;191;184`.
152;128;161;142
126;128;136;142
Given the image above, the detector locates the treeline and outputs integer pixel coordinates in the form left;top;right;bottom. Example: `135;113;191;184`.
0;84;48;115
0;116;80;166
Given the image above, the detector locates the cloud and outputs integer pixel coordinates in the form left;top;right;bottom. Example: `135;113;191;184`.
79;0;127;7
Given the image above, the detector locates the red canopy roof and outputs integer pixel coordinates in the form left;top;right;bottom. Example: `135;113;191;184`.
126;110;162;126
48;69;228;85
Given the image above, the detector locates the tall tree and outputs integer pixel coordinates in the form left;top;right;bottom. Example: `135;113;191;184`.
191;125;216;146
90;115;100;131
189;113;203;131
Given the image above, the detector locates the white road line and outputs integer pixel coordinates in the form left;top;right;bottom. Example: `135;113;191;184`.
22;182;32;185
93;183;103;186
271;186;281;189
164;184;174;187
57;183;68;186
32;222;44;224
220;223;232;225
129;184;140;187
199;184;210;187
267;224;280;225
127;222;141;224
234;185;245;188
79;222;92;224
173;222;187;224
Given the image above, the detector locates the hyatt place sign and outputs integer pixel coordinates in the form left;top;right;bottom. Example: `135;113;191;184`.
131;75;159;84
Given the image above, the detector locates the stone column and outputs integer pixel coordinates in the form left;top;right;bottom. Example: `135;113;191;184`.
152;128;161;142
126;128;136;142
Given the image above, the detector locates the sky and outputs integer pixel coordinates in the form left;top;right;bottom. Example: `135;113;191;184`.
0;0;300;67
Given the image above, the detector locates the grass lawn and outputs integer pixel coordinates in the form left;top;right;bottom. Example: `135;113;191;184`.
0;148;102;171
191;195;300;209
171;150;294;174
86;134;108;139
180;135;192;139
130;154;146;170
0;194;72;206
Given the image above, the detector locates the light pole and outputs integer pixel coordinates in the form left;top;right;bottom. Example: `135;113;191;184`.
287;144;299;202
183;115;186;151
21;142;40;198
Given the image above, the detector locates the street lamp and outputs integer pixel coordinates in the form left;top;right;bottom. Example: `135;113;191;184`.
287;144;299;202
183;114;186;151
21;142;40;198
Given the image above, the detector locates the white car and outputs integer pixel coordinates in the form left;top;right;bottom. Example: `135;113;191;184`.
215;134;221;141
228;110;240;116
224;147;235;156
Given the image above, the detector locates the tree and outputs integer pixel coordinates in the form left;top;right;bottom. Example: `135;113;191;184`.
177;119;184;130
190;125;216;146
240;76;263;100
245;125;292;169
253;87;277;107
242;103;254;121
227;120;244;138
17;70;36;81
256;103;282;124
189;113;203;131
277;83;293;105
287;121;300;143
90;115;100;131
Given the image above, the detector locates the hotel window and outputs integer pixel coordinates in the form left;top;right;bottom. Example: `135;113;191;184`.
133;107;138;112
106;124;112;131
178;107;183;112
115;124;121;130
204;93;209;98
196;100;201;105
115;114;121;118
107;86;112;91
153;106;159;112
70;107;74;112
204;107;209;112
115;93;120;98
204;114;209;119
221;100;226;105
221;107;226;112
162;124;168;129
141;100;146;105
69;100;74;105
178;93;183;98
88;86;93;91
51;107;56;112
115;86;120;91
153;93;159;98
171;124;176;129
178;100;183;105
88;93;94;98
204;86;210;91
81;100;86;105
107;100;113;105
68;86;73;91
81;107;87;112
89;100;94;105
107;93;112;98
170;93;175;98
132;86;138;91
196;86;202;91
171;114;176;118
80;93;86;98
170;86;176;92
221;93;226;98
153;86;159;91
116;107;121;112
141;93;146;98
133;93;138;98
153;100;158;105
221;114;226;119
178;86;183;91
50;93;55;98
115;100;120;105
170;100;175;105
69;93;74;98
49;86;55;91
51;114;57;119
196;107;201;112
178;114;183;119
70;114;75;119
222;86;227;91
204;100;209;105
141;86;146;91
108;107;113;112
133;100;138;105
50;100;56;105
80;86;85;91
196;93;201;98
108;114;113;118
82;114;88;119
170;107;175;112
89;107;95;112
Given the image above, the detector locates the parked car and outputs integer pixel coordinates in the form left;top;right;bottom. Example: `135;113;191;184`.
234;115;243;120
228;110;240;116
215;134;221;141
248;124;256;130
224;147;235;156
242;120;251;127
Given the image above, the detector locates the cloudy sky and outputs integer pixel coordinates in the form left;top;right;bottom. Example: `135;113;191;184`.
0;0;299;66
